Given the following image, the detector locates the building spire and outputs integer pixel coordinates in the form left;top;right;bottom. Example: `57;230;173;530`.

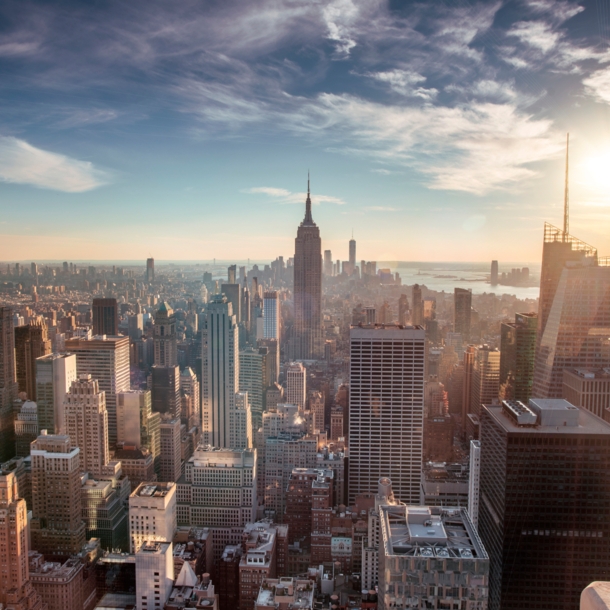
563;133;569;238
304;171;313;224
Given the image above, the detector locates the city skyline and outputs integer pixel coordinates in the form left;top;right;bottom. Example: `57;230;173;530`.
2;0;610;261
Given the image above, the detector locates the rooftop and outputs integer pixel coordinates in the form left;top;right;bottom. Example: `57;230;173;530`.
131;481;174;498
380;506;488;560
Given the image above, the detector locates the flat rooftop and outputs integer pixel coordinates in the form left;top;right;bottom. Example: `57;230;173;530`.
132;482;174;498
485;399;610;435
380;506;488;560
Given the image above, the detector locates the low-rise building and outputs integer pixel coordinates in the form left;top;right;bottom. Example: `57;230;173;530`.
254;577;314;610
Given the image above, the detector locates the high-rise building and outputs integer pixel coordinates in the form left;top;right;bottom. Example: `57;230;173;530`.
411;284;423;326
64;335;130;446
15;320;51;400
228;265;237;284
0;310;18;453
286;362;306;409
36;353;77;435
160;418;182;482
323;250;333;276
180;367;200;431
562;368;610;419
202;294;250;448
398;294;409;326
129;482;177;553
135;541;174;610
239;347;267;435
176;446;257;559
468;439;480;529
146;257;155;283
15;400;39;457
454;288;472;339
479;399;610;610
30;432;86;558
151;365;181;418
349;235;356;273
348;325;425;506
0;470;46;610
533;262;610;398
92;298;119;336
378;505;489;609
153;302;177;367
466;345;500;420
490;260;498;285
263;291;279;340
64;374;110;478
221;283;242;324
499;313;537;403
293;178;322;360
117;390;161;472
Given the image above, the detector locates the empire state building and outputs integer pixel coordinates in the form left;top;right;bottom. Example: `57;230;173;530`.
293;177;322;360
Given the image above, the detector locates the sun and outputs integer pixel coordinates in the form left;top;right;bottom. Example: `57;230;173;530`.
576;149;610;197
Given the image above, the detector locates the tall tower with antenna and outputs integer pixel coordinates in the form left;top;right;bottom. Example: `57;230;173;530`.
349;230;356;275
563;133;569;238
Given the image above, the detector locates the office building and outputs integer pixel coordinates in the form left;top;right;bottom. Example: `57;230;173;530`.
239;347;268;435
467;345;500;419
563;368;610;419
499;313;537;403
15;400;39;456
0;307;18;461
146;257;155;283
92;298;119;336
478;399;610;610
454;288;472;339
135;541;174;610
0;470;46;610
153;302;177;367
64;374;110;477
468;440;481;529
176;446;257;559
258;338;279;385
308;390;325;432
64;335;130;446
202;294;251;449
533;262;610;398
180;367;200;431
151;365;181;418
15;320;51;400
263;291;280;340
398;294;409;326
129;482;177;553
324;250;333;276
117;390;161;471
378;505;489;610
286;362;306;409
348;325;425;506
293;178;323;360
221;283;242;324
36;353;77;435
30;432;86;558
490;260;499;285
411;284;423;326
159;418;182;482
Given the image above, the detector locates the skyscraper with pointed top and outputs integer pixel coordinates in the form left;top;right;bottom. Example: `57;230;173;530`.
292;176;323;360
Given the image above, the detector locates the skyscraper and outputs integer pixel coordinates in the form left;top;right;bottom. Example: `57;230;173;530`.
286;362;306;409
64;375;110;478
533;261;610;398
478;399;610;610
0;307;18;461
36;353;77;434
499;313;537;403
0;470;46;610
293;177;322;360
398;294;409;326
454;288;472;339
239;346;268;434
15;320;51;400
202;294;251;448
411;284;423;326
146;257;154;283
349;234;356;274
221;283;242;324
348;324;425;505
30;432;86;558
323;250;333;276
490;260;498;285
153;302;177;366
92;298;119;336
468;345;500;419
64;335;130;446
263;291;280;340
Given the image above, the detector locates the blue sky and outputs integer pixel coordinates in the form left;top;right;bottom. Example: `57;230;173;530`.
1;0;610;262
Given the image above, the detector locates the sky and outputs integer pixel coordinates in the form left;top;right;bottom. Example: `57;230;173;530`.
2;0;610;263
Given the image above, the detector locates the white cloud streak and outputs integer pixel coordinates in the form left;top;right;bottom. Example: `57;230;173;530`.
0;137;109;192
243;186;346;206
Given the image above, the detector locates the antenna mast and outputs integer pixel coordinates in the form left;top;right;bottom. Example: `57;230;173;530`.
563;133;569;238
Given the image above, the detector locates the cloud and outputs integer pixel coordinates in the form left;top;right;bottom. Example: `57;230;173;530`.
243;186;346;205
508;21;560;54
364;206;398;211
0;137;109;192
583;68;610;104
364;70;438;100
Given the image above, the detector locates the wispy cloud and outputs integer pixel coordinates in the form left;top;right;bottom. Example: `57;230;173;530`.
0;136;109;192
243;186;346;205
364;206;398;212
